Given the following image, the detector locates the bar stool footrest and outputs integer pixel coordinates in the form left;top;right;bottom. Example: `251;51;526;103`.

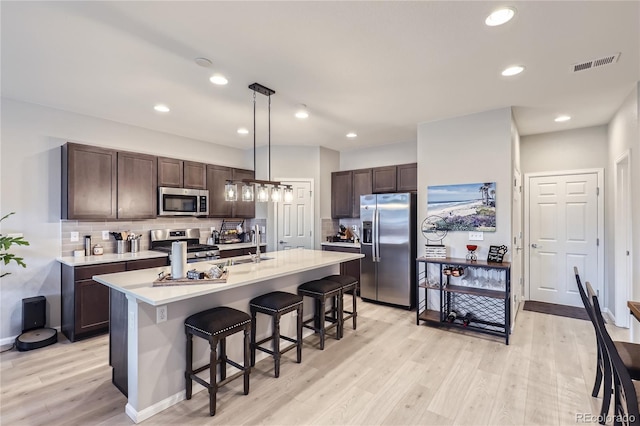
218;370;247;388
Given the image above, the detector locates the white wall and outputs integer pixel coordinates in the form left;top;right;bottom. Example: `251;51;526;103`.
340;141;417;170
607;83;639;327
320;146;340;221
255;144;340;249
520;125;608;174
520;125;609;309
0;98;248;341
417;108;514;261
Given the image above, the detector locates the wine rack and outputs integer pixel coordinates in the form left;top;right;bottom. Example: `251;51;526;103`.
416;257;511;345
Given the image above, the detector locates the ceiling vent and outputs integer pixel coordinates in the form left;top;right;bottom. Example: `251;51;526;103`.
571;53;620;72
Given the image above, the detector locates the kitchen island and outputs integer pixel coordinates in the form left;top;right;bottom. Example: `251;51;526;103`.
93;248;363;423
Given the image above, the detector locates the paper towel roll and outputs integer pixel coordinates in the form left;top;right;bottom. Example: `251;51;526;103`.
171;241;187;279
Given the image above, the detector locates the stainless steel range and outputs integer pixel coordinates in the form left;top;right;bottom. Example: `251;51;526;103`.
150;228;220;263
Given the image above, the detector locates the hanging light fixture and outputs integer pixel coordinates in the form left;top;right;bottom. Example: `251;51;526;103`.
271;186;282;202
241;83;284;202
283;185;294;203
241;184;254;202
224;83;289;203
256;185;269;202
224;181;237;201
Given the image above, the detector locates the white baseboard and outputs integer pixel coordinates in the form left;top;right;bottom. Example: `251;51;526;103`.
603;307;617;325
0;335;18;347
126;383;205;423
0;326;62;347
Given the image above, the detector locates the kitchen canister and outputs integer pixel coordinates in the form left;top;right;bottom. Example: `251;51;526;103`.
130;238;140;253
93;244;104;255
84;235;92;256
116;240;128;254
171;241;187;279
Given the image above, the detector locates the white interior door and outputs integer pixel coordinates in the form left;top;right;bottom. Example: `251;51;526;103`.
615;152;632;328
528;172;599;307
275;180;313;250
512;169;523;324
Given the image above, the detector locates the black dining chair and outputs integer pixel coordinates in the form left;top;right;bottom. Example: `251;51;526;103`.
576;267;640;423
575;267;612;422
588;283;640;426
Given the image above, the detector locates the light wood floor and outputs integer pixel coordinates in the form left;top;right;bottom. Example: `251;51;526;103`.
0;297;628;425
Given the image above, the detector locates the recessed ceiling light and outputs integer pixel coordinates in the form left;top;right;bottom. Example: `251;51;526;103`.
154;104;170;113
346;132;357;138
485;7;516;26
294;104;309;119
237;127;249;135
209;74;228;85
554;115;571;122
501;65;525;76
194;57;212;67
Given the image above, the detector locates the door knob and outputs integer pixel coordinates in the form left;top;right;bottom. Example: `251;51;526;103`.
531;243;542;248
279;240;285;244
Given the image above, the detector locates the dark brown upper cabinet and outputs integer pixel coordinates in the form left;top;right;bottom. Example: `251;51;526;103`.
207;165;233;218
372;166;398;193
183;161;207;189
396;163;417;192
351;168;372;217
62;143;118;220
231;168;255;218
158;158;206;189
330;163;417;219
331;171;353;218
157;157;183;187
117;151;157;219
206;165;256;218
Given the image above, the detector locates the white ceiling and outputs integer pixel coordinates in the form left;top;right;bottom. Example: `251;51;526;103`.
2;1;639;152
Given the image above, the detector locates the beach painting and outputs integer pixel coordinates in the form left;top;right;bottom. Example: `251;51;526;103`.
427;182;496;232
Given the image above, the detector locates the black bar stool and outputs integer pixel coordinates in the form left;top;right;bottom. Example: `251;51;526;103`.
323;274;358;338
185;306;251;416
297;279;343;350
249;291;303;378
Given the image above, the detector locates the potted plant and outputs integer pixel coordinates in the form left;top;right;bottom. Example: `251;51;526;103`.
1;212;29;277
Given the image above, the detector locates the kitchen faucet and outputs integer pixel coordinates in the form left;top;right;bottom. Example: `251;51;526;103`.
252;224;261;262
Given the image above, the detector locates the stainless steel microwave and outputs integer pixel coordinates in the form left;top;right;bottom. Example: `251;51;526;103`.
158;187;209;217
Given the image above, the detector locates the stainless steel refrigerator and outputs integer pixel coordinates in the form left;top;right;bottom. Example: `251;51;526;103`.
360;193;417;308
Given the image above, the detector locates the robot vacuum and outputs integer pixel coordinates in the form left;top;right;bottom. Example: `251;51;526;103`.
15;296;57;352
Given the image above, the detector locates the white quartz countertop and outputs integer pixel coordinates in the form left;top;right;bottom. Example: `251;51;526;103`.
57;250;168;267
321;242;361;249
57;242;268;266
93;249;364;306
217;242;266;251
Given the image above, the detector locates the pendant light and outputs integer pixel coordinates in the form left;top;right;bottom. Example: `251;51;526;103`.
256;185;269;202
224;181;237;201
283;185;294;203
241;184;254;202
225;82;287;203
271;186;281;202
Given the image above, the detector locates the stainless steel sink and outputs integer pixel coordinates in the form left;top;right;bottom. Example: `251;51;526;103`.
230;256;273;265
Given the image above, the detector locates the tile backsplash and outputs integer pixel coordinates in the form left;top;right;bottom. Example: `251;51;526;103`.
339;218;361;240
321;218;339;241
61;217;263;256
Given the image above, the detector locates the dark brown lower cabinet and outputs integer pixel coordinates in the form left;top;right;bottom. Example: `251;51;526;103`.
62;257;169;343
62;262;126;342
321;245;361;295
